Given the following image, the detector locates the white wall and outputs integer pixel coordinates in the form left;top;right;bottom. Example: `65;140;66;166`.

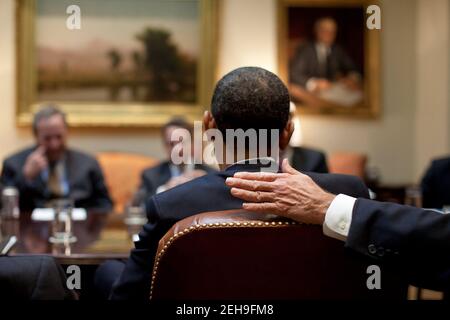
0;0;30;159
1;0;449;184
414;0;450;180
218;0;277;74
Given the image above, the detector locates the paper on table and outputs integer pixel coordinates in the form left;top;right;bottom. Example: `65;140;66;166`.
318;82;363;107
31;208;87;221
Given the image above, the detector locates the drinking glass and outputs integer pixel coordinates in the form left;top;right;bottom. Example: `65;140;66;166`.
49;199;77;244
124;204;147;239
2;187;20;219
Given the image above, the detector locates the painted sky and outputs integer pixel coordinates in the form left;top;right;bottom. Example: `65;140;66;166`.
36;0;200;55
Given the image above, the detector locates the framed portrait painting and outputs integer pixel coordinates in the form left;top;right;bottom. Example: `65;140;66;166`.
278;0;381;118
16;0;218;127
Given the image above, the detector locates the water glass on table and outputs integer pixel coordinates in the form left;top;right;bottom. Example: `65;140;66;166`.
49;198;77;244
124;204;147;240
1;187;20;219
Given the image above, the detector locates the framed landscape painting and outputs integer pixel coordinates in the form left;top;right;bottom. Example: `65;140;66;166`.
278;0;381;118
16;0;218;127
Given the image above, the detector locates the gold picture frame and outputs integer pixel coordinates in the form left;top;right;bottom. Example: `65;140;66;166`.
278;0;381;118
16;0;219;127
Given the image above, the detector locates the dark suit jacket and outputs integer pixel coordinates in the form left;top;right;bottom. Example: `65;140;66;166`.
290;146;329;173
347;198;450;291
1;146;113;212
290;42;359;87
421;156;450;209
140;161;216;197
0;256;76;300
110;161;369;300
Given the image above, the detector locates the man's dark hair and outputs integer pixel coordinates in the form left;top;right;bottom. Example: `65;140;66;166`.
211;67;290;134
161;117;193;135
33;105;67;135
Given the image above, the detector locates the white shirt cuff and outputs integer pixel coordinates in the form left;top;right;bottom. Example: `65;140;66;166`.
323;194;356;241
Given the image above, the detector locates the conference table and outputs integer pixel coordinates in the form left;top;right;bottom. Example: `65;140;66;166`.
1;210;444;300
3;212;137;265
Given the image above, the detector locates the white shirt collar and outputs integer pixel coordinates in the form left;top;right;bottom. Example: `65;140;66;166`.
233;156;276;165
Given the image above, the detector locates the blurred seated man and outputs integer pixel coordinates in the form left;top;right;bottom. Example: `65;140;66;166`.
139;117;216;198
287;146;328;173
283;103;328;173
0;105;113;212
95;67;370;300
421;155;450;209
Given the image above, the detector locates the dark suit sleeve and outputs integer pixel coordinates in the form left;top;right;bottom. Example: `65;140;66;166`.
88;159;113;212
421;161;440;208
110;197;174;300
0;159;43;210
311;173;369;199
1;159;23;189
346;198;450;290
315;152;329;174
140;170;157;198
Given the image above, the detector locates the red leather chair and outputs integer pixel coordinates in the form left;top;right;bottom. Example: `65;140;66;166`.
150;210;408;300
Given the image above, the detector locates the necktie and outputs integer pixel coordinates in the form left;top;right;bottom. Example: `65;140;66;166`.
325;49;333;80
317;45;327;77
48;162;63;197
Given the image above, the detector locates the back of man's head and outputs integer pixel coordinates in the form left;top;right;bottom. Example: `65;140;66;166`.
211;67;290;134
